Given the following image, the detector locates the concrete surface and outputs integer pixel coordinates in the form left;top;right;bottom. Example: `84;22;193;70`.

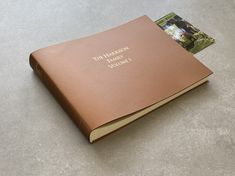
0;0;235;175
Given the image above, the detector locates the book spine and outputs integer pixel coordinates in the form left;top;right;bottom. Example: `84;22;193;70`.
29;54;91;141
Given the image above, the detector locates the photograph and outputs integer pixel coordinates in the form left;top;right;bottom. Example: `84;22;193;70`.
156;12;215;54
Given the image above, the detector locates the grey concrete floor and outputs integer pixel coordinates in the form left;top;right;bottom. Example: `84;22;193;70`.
0;0;235;176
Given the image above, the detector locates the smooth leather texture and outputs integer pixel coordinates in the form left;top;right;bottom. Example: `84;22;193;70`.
30;16;212;137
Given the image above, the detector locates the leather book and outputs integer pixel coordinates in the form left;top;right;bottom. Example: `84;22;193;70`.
29;15;213;143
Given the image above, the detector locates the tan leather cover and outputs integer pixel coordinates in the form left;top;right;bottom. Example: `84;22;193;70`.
29;15;213;140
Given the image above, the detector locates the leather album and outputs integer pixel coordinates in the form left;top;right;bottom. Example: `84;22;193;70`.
29;15;213;143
